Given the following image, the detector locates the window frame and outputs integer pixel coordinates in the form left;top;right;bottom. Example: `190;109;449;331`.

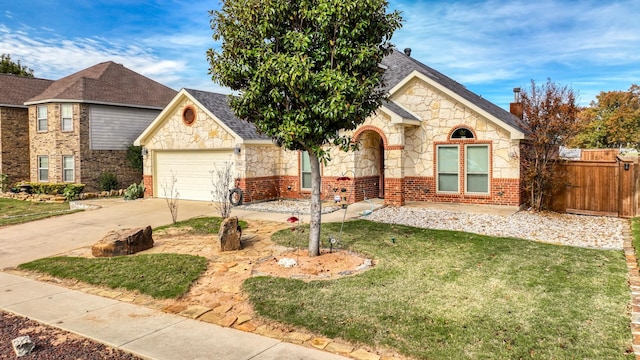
37;105;48;132
464;144;490;194
300;151;312;190
61;104;73;132
38;155;49;182
62;155;74;183
436;144;460;193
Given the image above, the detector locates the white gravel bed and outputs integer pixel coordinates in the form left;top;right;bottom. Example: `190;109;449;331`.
236;200;341;214
366;207;628;250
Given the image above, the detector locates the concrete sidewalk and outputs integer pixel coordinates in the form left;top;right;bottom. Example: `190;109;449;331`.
0;271;348;359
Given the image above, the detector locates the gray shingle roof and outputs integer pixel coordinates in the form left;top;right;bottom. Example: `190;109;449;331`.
382;99;419;121
381;49;525;133
26;61;177;109
184;88;270;141
0;74;53;107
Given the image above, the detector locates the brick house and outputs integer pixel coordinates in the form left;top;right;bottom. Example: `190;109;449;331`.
136;49;527;207
22;62;177;191
0;74;53;185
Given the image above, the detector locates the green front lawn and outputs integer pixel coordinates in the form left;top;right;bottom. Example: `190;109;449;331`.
244;220;632;359
0;198;82;227
18;254;207;299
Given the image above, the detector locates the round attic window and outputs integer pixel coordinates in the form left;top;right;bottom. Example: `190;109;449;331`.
182;106;196;126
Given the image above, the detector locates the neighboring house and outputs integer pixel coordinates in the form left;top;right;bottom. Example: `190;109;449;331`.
0;74;53;185
23;61;177;191
136;49;527;207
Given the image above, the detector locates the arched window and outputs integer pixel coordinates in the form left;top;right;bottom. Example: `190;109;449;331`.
451;127;473;139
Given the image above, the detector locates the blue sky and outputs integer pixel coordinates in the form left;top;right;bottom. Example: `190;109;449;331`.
1;1;639;109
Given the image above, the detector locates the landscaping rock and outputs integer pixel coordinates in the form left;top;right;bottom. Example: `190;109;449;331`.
91;226;153;257
218;217;241;251
12;336;35;357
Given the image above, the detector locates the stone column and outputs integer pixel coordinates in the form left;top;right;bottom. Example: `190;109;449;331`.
384;145;405;206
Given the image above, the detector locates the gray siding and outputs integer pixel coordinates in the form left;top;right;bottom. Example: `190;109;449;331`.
89;105;160;150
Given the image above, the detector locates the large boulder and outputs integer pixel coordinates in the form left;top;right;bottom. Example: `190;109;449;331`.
218;217;242;251
92;226;153;257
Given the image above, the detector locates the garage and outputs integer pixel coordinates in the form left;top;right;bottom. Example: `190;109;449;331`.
155;151;235;201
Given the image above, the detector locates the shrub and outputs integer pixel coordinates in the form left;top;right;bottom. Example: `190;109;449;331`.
124;181;145;200
98;171;119;191
63;184;85;201
28;182;66;195
126;144;143;172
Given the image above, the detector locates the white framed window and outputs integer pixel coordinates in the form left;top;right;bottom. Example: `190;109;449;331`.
301;151;311;190
38;156;49;182
63;155;74;182
436;145;459;192
61;104;73;131
465;145;489;194
37;105;48;132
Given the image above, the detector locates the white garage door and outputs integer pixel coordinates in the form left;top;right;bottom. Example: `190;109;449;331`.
155;151;235;201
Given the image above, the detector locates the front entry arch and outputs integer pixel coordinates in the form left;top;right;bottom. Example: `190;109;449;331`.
353;127;385;199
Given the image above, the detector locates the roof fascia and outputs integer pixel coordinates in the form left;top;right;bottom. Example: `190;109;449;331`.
24;98;164;110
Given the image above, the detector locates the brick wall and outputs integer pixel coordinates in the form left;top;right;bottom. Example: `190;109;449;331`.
0;107;30;184
402;176;521;206
238;176;279;202
143;175;153;197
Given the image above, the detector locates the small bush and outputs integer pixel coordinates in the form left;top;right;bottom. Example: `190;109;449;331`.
28;182;66;195
98;172;119;191
124;181;145;200
63;184;85;201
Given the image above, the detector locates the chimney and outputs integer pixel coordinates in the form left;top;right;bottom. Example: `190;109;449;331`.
509;87;523;119
404;48;411;57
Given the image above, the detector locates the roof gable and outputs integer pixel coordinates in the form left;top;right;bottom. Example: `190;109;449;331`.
135;88;271;146
0;74;53;107
381;49;526;139
25;61;177;109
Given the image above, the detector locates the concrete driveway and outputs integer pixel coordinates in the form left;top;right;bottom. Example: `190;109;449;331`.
0;198;217;269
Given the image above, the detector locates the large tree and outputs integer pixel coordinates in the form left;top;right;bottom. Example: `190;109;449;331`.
0;54;34;77
570;84;640;149
208;0;402;256
518;79;581;210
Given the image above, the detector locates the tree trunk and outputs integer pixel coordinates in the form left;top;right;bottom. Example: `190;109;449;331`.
308;152;322;257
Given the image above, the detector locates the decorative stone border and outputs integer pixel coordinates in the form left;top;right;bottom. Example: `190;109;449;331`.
623;223;640;358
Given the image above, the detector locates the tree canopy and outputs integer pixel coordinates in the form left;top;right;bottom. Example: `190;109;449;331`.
0;54;34;77
517;79;581;210
208;0;402;256
570;84;640;149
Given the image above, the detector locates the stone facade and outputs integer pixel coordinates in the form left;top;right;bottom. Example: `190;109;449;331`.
29;103;142;191
0;107;30;184
140;73;524;207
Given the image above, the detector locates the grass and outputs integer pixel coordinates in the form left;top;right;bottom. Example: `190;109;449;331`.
154;216;247;234
244;220;633;359
15;216;239;299
18;254;207;299
0;198;82;227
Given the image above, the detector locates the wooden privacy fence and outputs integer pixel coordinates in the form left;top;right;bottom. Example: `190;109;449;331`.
549;154;640;218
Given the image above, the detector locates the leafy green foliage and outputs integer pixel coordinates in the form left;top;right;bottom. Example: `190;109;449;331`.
571;84;640;149
0;54;34;77
517;79;581;210
18;254;208;299
62;184;85;201
208;0;402;255
98;171;119;191
245;220;631;359
126;144;144;172
123;181;145;200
